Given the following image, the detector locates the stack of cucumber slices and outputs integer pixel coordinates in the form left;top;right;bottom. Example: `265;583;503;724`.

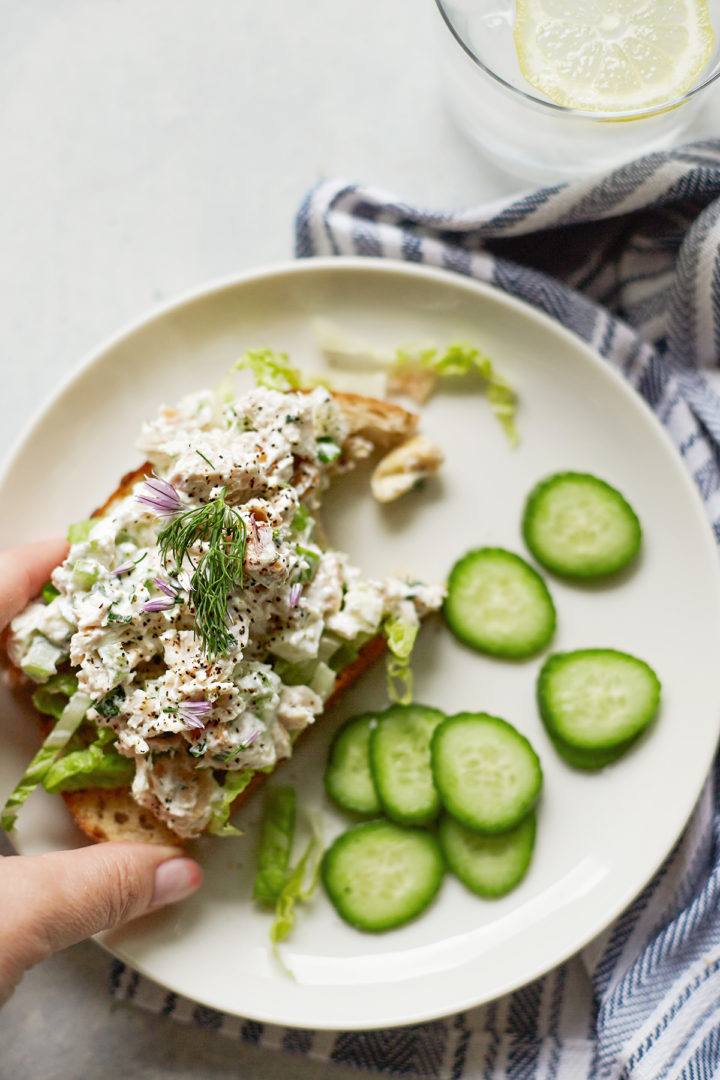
323;705;542;931
320;471;661;935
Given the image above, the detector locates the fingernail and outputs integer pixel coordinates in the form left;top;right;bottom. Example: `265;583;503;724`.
149;858;203;910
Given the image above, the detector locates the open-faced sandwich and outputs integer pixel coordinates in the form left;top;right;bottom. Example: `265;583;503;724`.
2;370;444;844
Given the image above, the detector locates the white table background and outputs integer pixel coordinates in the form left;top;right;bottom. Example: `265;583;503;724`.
1;2;718;1076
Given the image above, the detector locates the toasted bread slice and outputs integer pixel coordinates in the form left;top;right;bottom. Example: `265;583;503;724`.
10;392;416;845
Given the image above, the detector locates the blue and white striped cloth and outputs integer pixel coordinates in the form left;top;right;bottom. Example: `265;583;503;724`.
113;141;720;1079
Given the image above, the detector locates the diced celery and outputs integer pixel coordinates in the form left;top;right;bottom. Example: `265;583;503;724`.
317;634;341;663
21;636;64;682
72;559;99;590
309;661;336;702
67;520;94;544
97;642;130;678
329;642;359;673
273;658;318;686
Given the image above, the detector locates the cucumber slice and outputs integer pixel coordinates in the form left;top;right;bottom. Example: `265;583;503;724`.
548;734;637;771
522;472;641;579
444;548;555;659
439;811;536;897
431;712;542;833
324;714;381;816
538;648;661;757
369;704;445;826
322;820;444;932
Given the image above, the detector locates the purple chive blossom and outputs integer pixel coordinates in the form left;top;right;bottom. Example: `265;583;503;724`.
225;728;261;760
142;596;176;613
136;472;184;517
289;583;302;609
249;517;268;550
153;577;177;598
112;560;135;577
178;699;212;730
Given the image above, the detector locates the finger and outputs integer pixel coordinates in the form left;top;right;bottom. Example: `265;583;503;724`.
0;539;69;629
0;843;202;1004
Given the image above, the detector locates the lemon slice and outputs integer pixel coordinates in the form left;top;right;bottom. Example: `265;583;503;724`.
514;0;714;112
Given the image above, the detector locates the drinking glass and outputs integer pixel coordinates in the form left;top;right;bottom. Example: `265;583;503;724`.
434;0;720;180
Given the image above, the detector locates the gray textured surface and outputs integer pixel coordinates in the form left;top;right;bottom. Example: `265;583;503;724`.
2;1;720;1075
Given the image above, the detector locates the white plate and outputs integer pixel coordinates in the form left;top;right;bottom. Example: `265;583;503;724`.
2;258;720;1030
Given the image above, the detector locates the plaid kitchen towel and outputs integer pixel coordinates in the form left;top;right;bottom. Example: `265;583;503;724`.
112;141;720;1079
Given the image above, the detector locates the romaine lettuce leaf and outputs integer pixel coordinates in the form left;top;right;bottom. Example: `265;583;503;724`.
32;673;79;721
42;727;134;793
1;691;91;831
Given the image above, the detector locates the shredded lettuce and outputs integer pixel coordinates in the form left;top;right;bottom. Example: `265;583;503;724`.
234;348;304;392
253;786;297;904
252;787;323;959
393;341;517;446
1;691;91;831
382;615;420;706
416;342;518;447
313;319;518;445
269;812;323;949
207;769;255;836
43;727;134;793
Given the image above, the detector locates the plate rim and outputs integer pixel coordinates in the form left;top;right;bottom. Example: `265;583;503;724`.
3;255;720;1029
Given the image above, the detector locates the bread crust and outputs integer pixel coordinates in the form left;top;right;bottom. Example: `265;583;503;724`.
7;392;413;845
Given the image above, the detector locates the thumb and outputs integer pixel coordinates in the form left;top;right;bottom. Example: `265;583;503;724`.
0;843;202;1003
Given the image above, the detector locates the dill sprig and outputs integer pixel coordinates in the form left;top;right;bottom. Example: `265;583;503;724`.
157;487;247;658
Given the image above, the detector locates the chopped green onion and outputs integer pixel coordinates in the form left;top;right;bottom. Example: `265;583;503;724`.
316;438;342;464
291;505;312;536
41;582;60;605
95;686;126;719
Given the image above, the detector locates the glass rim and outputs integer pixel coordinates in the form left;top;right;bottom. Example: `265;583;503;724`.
434;0;720;120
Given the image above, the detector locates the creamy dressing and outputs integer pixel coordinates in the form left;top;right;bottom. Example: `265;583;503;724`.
8;385;443;838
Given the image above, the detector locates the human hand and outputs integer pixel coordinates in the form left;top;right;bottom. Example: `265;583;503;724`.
0;540;202;1005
